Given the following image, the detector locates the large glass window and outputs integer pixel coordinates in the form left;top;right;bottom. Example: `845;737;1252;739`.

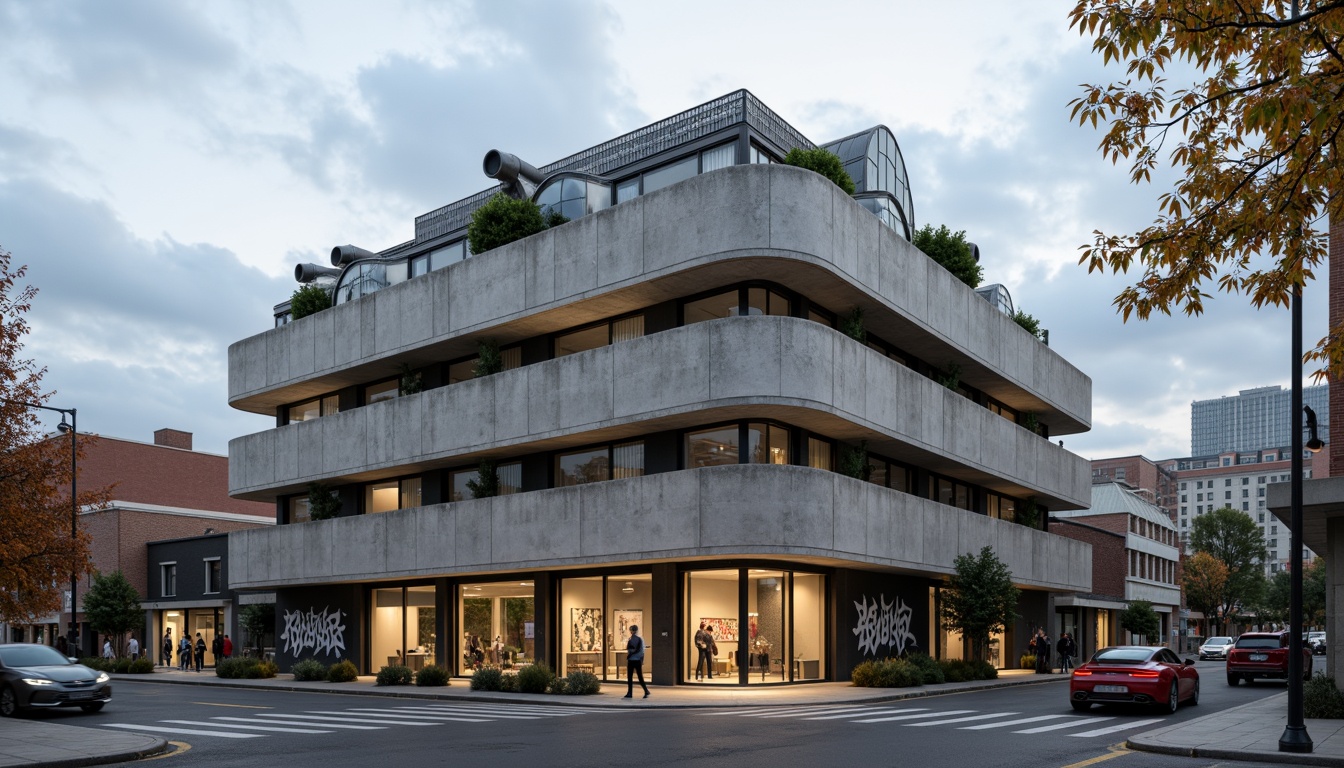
288;394;339;423
449;462;522;501
701;142;736;173
747;423;790;465
746;287;790;317
686;569;739;685
371;586;437;673
430;241;466;270
458;581;534;676
288;495;311;523
642;156;698;194
616;178;639;203
365;476;421;514
807;437;832;471
683;289;740;325
686;568;825;685
365;379;398;405
554;325;610;358
687;426;740;467
792;573;824;680
555;441;644;487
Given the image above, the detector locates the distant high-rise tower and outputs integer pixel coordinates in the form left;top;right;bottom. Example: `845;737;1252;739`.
1190;385;1329;456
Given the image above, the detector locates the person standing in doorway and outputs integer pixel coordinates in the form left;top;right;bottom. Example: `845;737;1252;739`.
1057;632;1076;673
222;634;233;660
1032;629;1048;674
127;634;139;661
178;634;191;670
212;633;223;665
694;622;713;680
194;633;206;672
623;625;649;699
162;629;173;667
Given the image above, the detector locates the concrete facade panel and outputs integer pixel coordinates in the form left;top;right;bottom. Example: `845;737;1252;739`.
522;226;556;309
709;318;782;401
612;323;711;417
769;166;834;262
597;195;644;287
552;214;600;299
448;242;528;332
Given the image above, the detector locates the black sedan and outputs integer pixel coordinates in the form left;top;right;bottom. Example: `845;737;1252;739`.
0;643;111;716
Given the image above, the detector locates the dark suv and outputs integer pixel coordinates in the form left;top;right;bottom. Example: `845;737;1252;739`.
1226;631;1313;685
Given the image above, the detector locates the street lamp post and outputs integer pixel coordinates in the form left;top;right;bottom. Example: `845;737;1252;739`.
4;401;78;654
1279;283;1313;753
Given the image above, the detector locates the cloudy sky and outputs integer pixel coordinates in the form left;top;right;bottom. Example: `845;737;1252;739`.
0;0;1326;461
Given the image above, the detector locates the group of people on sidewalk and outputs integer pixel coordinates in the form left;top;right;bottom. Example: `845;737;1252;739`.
1031;629;1076;674
155;628;232;672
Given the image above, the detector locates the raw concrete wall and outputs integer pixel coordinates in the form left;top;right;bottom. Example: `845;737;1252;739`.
228;464;1092;593
229;316;1090;508
229;164;1090;433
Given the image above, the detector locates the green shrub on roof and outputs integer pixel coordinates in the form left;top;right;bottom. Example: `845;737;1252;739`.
783;148;855;195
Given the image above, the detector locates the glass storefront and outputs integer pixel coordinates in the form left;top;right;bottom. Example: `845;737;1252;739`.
157;608;224;667
557;573;654;682
458;581;534;675
370;585;436;671
684;567;825;684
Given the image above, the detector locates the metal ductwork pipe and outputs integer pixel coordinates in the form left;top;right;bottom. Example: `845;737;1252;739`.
483;150;544;198
967;242;981;263
295;262;342;283
330;245;378;267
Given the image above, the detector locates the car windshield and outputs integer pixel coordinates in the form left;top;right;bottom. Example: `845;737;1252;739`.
1091;648;1153;663
1235;637;1282;649
1206;637;1232;644
1309;633;1326;639
0;645;70;667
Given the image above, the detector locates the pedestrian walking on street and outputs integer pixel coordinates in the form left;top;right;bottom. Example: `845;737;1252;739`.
1032;629;1048;674
102;637;114;661
1057;633;1076;673
194;633;206;672
178;635;191;670
623;625;650;699
127;635;139;661
212;633;223;664
162;630;173;667
222;634;233;660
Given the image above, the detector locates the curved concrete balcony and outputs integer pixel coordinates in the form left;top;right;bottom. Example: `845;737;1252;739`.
229;164;1090;434
229;316;1089;508
227;464;1092;593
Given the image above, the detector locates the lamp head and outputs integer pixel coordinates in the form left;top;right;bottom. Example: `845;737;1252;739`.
1304;405;1325;453
56;420;72;434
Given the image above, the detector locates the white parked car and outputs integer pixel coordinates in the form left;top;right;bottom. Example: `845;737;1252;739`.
1198;636;1235;660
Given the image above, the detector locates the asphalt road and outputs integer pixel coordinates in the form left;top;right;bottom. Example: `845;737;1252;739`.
20;660;1300;768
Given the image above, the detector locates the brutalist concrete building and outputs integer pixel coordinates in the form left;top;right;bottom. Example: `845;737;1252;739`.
225;90;1093;685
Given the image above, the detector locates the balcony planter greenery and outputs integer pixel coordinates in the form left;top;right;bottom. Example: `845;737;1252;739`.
289;283;331;320
307;482;341;520
841;307;866;343
467;459;499;499
398;363;423;396
838;441;872;481
473;339;503;377
913;224;982;288
467;193;547;255
783;148;855;195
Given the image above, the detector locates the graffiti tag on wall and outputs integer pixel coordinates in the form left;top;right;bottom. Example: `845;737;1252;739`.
852;594;917;657
280;606;347;657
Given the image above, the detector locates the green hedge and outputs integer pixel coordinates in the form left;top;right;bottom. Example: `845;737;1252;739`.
470;667;503;691
415;664;450;687
291;658;327;682
1305;674;1344;718
852;656;996;688
326;660;358;683
216;657;278;679
376;665;413;686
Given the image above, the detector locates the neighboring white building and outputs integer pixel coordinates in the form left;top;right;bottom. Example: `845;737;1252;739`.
1191;385;1328;456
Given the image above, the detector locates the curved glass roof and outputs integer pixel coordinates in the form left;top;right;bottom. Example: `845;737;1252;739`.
822;126;914;240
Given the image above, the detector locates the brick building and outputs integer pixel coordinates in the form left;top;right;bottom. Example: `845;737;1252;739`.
4;429;272;656
1090;456;1178;520
1052;481;1182;656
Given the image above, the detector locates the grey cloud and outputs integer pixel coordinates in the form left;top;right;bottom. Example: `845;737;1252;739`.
0;122;88;178
0;0;237;99
243;0;639;218
0;178;287;453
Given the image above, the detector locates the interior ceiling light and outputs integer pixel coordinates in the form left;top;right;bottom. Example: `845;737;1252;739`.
621;581;634;593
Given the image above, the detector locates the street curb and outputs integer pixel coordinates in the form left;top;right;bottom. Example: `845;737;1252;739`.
10;736;171;768
1126;693;1344;768
110;671;1068;710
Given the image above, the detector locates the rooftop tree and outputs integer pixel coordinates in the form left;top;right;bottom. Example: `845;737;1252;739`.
913;224;982;288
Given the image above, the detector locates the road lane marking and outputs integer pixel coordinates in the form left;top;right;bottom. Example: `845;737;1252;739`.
139;741;191;761
742;706;867;718
213;716;386;730
161;720;330;734
417;704;608;715
855;709;976;723
904;712;1019;727
805;708;928;720
101;724;263;739
191;702;272;709
269;713;441;725
1069;719;1164;738
346;708;539;721
1014;717;1116;734
960;714;1078;730
1061;743;1133;768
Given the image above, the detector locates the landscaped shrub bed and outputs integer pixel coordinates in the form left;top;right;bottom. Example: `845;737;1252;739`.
851;656;996;688
415;664;450;687
326;660;358;682
79;657;156;674
216;657;278;679
376;665;413;686
1305;674;1344;718
291;658;328;682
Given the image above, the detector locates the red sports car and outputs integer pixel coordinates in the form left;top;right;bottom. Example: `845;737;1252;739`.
1069;646;1199;713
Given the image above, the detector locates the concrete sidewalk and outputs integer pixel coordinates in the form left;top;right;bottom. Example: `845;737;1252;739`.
1128;691;1344;767
0;721;165;768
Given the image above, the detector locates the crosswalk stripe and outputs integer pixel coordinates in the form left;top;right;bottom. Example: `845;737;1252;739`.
856;709;976;724
697;707;800;717
1014;717;1115;734
743;706;865;718
805;708;928;720
101;723;263;739
213;716;386;730
363;708;543;720
417;704;604;715
1069;718;1164;738
960;714;1077;730
257;713;440;726
904;712;1019;727
161;720;331;734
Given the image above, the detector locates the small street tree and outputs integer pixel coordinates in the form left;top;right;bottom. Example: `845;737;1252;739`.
940;546;1019;661
83;571;144;656
0;248;107;629
1305;558;1328;628
1254;569;1292;627
1119;599;1161;645
1182;551;1230;636
1190;506;1267;631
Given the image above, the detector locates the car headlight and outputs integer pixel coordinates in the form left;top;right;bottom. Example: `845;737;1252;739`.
21;678;55;686
96;672;110;683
